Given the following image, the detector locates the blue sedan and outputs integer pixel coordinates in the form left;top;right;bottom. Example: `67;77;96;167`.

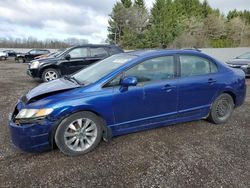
9;50;246;156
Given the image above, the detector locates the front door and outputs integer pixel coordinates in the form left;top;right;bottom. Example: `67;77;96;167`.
61;47;89;74
112;55;178;133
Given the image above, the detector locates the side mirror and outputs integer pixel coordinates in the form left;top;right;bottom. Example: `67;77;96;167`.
65;54;71;60
120;76;138;87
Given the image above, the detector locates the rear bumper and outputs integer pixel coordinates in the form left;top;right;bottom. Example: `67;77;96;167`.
228;65;250;76
235;87;247;107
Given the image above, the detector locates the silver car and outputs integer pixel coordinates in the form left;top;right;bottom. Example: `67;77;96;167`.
0;51;8;60
226;52;250;77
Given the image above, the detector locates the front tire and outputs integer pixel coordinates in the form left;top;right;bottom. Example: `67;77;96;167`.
55;112;103;156
17;57;24;63
41;68;60;82
207;93;234;124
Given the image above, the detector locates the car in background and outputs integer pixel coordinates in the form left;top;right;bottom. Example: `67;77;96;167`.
15;49;50;63
3;50;17;57
27;44;123;82
226;52;250;76
34;49;65;60
0;51;8;60
34;52;56;60
9;50;246;156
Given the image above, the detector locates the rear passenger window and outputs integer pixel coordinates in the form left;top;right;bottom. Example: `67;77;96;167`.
180;55;217;77
90;48;108;58
109;47;122;55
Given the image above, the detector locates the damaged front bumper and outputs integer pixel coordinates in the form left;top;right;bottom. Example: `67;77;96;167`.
8;113;54;152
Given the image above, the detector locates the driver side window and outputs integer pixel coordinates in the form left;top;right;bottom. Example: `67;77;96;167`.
105;56;175;87
68;48;88;58
125;56;174;83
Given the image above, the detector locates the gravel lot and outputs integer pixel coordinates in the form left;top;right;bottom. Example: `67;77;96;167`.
0;59;250;187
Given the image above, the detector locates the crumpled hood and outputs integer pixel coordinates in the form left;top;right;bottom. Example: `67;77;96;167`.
25;78;80;102
227;59;250;65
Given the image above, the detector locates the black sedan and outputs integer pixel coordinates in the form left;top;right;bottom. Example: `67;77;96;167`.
226;52;250;76
15;49;50;63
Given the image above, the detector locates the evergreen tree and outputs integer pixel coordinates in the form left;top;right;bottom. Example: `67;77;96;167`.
108;2;125;44
201;0;212;18
134;0;146;9
121;0;132;8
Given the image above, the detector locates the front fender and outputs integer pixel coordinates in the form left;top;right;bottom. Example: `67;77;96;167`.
48;103;113;147
38;63;59;77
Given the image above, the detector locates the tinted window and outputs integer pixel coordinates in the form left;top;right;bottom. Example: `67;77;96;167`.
124;56;174;83
68;48;88;58
90;47;108;58
180;55;217;77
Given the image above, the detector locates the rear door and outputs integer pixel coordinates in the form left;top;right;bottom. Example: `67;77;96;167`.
177;54;220;117
88;47;109;65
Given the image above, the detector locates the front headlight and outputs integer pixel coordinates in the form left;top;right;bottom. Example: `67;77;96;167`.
30;61;40;69
15;108;53;119
241;65;248;69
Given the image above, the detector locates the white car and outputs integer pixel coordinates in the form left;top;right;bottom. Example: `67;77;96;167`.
0;51;8;60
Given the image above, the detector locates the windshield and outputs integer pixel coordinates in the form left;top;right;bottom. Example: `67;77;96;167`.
57;47;71;58
238;52;250;59
73;54;135;84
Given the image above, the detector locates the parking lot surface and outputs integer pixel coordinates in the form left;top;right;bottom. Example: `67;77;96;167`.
0;60;250;187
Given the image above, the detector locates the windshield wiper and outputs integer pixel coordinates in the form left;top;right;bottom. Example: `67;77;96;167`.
70;76;83;85
64;75;83;85
63;75;82;85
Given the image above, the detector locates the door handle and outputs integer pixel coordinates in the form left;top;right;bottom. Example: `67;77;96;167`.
208;78;216;84
161;84;176;92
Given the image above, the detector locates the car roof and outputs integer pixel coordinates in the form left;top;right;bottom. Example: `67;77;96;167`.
31;49;50;51
125;49;203;57
71;44;120;48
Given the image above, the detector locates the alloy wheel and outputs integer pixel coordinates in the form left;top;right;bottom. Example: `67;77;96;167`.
44;71;58;81
64;118;97;152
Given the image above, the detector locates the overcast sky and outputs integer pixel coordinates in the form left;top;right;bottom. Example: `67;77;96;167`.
0;0;249;43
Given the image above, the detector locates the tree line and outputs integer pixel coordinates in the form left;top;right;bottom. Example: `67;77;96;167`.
107;0;250;49
0;37;88;49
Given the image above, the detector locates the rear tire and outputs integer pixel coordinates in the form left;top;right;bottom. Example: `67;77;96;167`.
41;68;60;82
55;112;103;156
207;93;234;124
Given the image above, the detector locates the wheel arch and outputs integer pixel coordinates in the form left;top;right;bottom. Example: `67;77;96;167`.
222;91;236;105
39;65;60;78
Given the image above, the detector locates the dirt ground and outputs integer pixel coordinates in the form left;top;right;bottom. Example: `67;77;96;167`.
0;59;250;187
